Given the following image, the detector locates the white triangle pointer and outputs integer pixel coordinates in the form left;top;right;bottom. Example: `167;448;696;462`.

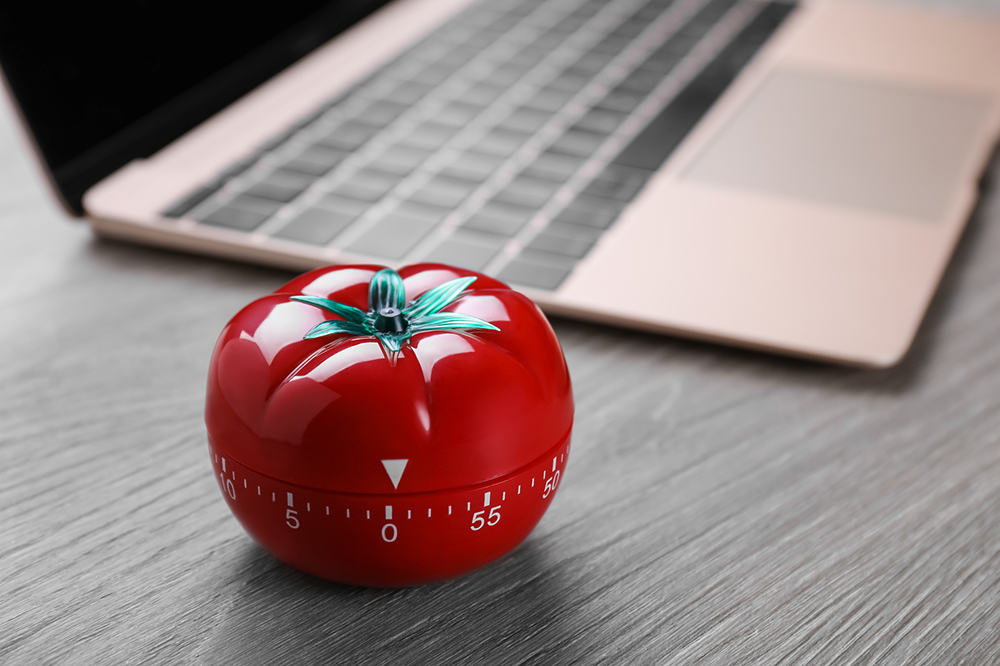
381;459;408;489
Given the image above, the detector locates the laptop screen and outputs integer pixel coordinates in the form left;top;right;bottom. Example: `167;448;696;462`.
0;1;390;214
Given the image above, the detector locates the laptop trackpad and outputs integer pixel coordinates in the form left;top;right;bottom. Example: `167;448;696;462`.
684;68;992;221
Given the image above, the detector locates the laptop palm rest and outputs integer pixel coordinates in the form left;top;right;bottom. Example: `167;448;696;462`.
683;67;992;221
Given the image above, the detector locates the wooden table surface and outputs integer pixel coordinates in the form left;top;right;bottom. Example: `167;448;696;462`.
4;19;1000;666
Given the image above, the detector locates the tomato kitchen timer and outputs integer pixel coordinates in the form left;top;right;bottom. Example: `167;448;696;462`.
205;264;574;586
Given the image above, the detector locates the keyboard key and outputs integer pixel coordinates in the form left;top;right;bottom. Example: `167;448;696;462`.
549;128;605;157
436;44;481;68
487;64;527;86
573;108;626;135
384;80;433;105
396;200;452;224
476;128;531;157
199;206;271;231
554;194;626;229
316;121;380;151
463;81;507;106
442;151;505;181
530;31;566;52
198;195;281;231
522;87;574;113
281;146;348;176
548;69;590;94
507;49;548;69
347;212;438;259
435;23;478;46
597;86;645;114
231;194;282;213
354;100;408;127
499;107;552;133
317;194;371;216
422;231;506;271
329;169;403;203
609;19;646;40
498;251;576;290
272;206;356;245
436;101;485;127
480;11;521;32
411;64;453;86
572;51;615;74
492;176;562;208
163;184;220;218
368;144;433;175
592;34;631;56
244;170;317;203
526;230;595;258
552;14;589;33
545;219;604;242
401;122;459;151
380;58;425;83
580;164;653;202
463;201;534;236
619;67;664;95
635;1;672;21
521;151;584;182
410;174;480;208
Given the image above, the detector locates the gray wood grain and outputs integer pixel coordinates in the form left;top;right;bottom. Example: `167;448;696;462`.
3;32;1000;666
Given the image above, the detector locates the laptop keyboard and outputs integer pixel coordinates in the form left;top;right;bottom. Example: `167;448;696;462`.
165;0;795;290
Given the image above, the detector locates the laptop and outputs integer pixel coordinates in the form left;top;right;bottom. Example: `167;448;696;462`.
3;0;999;368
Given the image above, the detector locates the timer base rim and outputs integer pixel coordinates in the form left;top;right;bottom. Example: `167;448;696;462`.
209;433;571;587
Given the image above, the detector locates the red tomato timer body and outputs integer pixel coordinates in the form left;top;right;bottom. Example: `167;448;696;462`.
205;264;573;586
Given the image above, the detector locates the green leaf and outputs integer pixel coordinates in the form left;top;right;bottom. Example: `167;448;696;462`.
375;332;408;354
303;320;369;339
290;295;367;324
404;276;477;319
408;312;499;334
369;269;406;312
